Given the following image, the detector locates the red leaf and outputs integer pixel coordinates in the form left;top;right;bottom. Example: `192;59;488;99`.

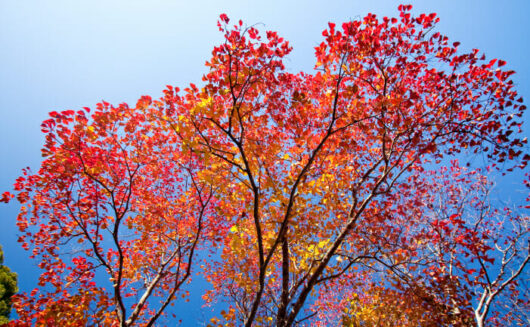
219;13;229;24
0;191;13;203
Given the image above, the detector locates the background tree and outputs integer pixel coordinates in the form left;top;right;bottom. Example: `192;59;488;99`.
2;5;529;326
337;163;529;326
0;245;18;325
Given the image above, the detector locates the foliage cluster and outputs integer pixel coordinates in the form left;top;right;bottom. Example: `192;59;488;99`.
0;245;18;325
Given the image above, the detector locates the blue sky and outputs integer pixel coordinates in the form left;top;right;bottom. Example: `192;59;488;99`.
1;0;529;325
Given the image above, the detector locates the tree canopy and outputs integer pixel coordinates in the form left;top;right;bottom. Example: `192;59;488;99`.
0;245;18;325
2;5;529;326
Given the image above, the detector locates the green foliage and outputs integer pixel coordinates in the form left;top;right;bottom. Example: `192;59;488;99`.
0;245;18;325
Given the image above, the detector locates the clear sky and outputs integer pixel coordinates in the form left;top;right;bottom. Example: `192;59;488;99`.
1;0;529;325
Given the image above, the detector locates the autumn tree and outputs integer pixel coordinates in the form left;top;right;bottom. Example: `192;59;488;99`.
2;5;529;326
0;245;18;325
3;104;220;326
338;163;529;326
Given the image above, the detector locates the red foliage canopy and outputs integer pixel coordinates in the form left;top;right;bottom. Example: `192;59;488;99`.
4;5;528;327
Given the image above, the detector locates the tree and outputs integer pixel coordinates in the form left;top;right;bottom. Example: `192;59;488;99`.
2;5;529;326
4;103;218;326
0;245;18;325
338;163;529;326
